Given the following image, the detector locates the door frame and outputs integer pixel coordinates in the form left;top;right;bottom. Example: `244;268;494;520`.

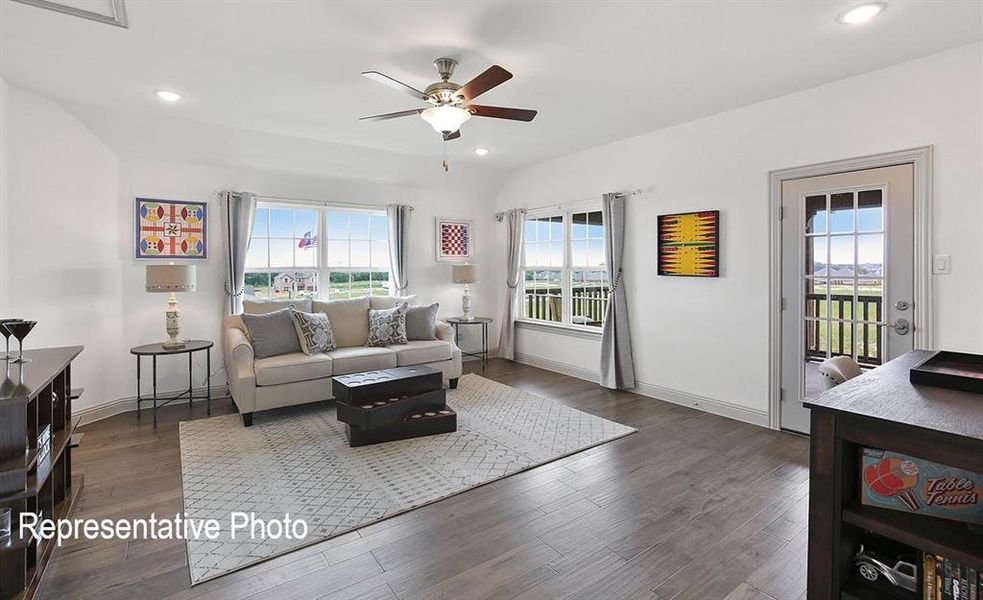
767;146;934;430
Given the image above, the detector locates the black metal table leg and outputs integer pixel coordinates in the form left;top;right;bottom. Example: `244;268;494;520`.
206;347;211;415
136;355;141;418
188;352;193;407
152;355;158;429
482;322;487;370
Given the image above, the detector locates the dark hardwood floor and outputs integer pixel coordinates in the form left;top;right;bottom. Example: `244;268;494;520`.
39;359;809;600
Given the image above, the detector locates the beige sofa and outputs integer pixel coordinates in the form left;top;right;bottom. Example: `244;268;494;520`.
223;295;462;426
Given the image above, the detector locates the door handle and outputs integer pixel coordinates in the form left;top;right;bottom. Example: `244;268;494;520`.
876;318;911;335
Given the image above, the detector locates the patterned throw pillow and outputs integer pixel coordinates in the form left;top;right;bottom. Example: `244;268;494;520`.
367;303;408;347
290;309;336;354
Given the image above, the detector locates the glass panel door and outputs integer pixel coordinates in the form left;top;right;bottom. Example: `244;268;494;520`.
802;188;884;398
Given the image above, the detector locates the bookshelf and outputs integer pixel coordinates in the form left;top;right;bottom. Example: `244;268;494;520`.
804;351;983;600
0;346;84;600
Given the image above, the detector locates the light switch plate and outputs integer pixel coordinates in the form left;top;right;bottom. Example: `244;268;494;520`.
932;255;951;274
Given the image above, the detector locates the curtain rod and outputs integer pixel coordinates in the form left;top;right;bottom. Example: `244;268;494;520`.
494;189;641;222
257;194;414;212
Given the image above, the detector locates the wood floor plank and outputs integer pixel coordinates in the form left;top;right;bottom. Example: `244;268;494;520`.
38;359;810;600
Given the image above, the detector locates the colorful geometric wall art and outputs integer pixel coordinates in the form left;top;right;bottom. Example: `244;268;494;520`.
435;218;473;262
657;210;719;277
135;198;207;259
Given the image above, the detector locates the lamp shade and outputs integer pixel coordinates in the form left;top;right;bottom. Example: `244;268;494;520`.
452;264;478;284
146;264;197;293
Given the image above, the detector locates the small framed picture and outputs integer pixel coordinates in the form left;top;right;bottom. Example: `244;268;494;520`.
657;210;719;277
435;218;473;262
135;197;208;259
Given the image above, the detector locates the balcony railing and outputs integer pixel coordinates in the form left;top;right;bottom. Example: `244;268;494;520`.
805;293;883;366
525;286;609;326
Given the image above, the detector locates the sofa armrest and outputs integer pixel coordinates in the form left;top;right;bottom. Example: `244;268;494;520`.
435;320;457;347
223;324;257;414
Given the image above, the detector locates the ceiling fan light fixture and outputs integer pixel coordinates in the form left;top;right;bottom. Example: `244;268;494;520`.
421;105;471;134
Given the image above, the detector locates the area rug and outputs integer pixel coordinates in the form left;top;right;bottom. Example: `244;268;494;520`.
178;373;636;584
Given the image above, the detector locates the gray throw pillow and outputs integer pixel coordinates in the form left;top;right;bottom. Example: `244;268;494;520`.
367;303;408;347
290;309;336;354
240;308;302;358
405;303;439;341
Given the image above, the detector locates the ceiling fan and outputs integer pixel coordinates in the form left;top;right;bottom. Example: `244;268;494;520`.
359;57;537;142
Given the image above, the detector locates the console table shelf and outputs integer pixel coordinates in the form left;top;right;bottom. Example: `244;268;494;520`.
0;346;84;600
804;350;983;600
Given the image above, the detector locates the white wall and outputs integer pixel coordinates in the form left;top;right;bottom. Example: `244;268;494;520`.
495;42;983;422
0;76;9;317
119;158;500;393
3;85;502;415
6;87;128;411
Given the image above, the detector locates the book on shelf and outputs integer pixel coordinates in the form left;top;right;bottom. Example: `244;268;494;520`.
927;554;980;600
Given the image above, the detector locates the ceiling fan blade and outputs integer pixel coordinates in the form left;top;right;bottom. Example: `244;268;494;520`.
443;130;461;141
362;71;429;101
467;104;537;122
359;108;425;122
455;65;512;103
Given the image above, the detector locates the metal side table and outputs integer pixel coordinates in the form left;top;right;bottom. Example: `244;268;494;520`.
445;317;492;370
131;340;212;428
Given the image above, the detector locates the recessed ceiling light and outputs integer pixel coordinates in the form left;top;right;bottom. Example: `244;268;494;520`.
838;3;886;24
155;90;183;102
474;147;490;156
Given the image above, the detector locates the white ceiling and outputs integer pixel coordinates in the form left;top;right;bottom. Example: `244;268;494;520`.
2;0;982;169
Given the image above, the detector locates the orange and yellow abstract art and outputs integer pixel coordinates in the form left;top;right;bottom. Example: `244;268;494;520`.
657;210;719;277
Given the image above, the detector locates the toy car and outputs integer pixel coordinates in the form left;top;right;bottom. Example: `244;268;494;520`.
854;545;918;592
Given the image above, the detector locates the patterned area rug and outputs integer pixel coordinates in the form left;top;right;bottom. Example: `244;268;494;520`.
179;373;636;584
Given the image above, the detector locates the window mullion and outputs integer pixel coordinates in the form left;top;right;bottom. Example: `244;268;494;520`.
563;212;571;325
318;207;328;300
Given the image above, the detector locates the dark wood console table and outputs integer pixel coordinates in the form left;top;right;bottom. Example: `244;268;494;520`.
0;346;84;599
804;350;983;599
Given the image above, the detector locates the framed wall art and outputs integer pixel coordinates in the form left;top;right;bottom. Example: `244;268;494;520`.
435;217;473;262
135;197;208;259
657;210;719;277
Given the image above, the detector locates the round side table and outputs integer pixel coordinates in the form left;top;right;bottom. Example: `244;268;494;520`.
445;317;493;370
130;340;213;428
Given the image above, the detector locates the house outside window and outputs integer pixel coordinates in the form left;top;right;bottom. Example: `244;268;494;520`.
245;201;390;301
521;204;608;328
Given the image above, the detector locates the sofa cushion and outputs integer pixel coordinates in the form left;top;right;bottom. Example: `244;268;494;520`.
254;352;332;386
312;297;369;347
367;303;408;347
369;295;417;310
405;303;439;341
389;340;453;366
290;309;336;354
243;298;312;315
240;308;302;359
326;346;397;375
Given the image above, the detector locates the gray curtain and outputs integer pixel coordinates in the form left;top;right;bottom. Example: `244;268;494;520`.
600;193;635;389
498;208;526;360
386;204;410;293
220;191;257;314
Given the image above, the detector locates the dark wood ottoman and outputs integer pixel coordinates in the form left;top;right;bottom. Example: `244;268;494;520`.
332;366;456;447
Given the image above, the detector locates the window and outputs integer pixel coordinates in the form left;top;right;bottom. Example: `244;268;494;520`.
245;202;390;301
522;207;608;328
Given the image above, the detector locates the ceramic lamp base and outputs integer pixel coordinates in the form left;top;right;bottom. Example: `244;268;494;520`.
162;295;186;349
461;284;473;320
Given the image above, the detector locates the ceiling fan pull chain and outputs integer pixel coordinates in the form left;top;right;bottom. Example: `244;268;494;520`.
442;139;449;172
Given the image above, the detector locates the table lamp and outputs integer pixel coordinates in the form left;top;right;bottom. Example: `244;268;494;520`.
451;264;478;320
146;264;197;349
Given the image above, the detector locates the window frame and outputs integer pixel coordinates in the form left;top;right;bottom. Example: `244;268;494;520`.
245;200;392;301
519;201;608;332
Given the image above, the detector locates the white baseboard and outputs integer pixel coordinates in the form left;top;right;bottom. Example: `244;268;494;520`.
632;381;770;428
76;385;230;426
514;352;600;384
513;352;769;428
